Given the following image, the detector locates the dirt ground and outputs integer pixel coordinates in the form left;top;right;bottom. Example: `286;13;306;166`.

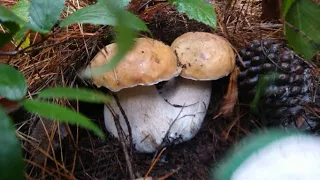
2;0;302;179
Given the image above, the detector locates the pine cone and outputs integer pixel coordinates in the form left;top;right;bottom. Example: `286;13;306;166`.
237;39;320;134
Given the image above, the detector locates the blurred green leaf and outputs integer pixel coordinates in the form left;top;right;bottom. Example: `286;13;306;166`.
22;99;104;139
115;0;131;8
11;0;31;48
29;0;65;33
84;11;136;76
282;0;296;17
38;87;111;103
168;0;216;29
60;1;148;32
13;26;30;49
250;72;277;113
285;0;320;60
98;0;131;9
80;1;149;77
0;64;27;101
11;0;30;21
0;106;25;180
0;5;26;24
0;5;26;46
0;22;20;47
0;33;12;47
61;0;148;77
60;4;117;27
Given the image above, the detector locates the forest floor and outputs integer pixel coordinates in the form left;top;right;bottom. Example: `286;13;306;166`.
1;0;294;179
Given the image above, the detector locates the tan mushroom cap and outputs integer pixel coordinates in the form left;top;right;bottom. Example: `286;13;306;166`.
171;32;235;80
90;38;182;92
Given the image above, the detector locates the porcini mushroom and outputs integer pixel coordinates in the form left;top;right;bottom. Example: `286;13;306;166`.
90;38;180;91
171;32;235;81
158;32;236;143
90;33;235;153
90;38;183;153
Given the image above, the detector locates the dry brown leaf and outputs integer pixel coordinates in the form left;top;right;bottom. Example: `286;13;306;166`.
219;66;240;117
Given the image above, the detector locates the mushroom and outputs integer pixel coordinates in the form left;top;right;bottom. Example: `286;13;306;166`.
171;32;235;81
158;32;236;142
90;38;180;91
90;38;182;153
90;33;235;153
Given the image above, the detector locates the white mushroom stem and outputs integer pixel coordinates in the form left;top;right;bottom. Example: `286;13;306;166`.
104;77;212;153
104;85;175;153
158;77;212;143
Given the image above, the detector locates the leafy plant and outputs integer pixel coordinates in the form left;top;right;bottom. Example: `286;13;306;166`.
0;63;110;180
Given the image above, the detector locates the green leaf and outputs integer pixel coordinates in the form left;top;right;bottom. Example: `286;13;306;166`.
38;87;111;103
11;0;31;48
250;72;277;113
0;106;25;180
60;1;148;32
168;0;216;29
285;0;320;60
81;13;135;77
0;5;26;24
0;33;12;47
60;4;117;27
0;64;27;101
11;0;30;21
61;0;149;77
1;21;20;35
80;2;149;77
98;0;131;9
29;0;65;33
22;99;104;139
13;26;30;49
115;0;131;8
282;0;296;17
0;5;26;46
0;21;20;47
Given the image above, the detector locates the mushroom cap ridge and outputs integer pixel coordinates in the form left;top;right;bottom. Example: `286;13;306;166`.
171;32;235;80
90;38;182;92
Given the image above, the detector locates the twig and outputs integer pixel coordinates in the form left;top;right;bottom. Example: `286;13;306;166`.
158;166;181;180
106;103;135;180
113;93;133;156
144;147;167;179
0;39;69;56
1;28;64;57
7;29;31;63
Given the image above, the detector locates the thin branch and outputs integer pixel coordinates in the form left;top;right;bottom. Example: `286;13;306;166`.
105;103;135;180
0;40;69;56
144;147;167;179
113;93;134;156
7;29;31;63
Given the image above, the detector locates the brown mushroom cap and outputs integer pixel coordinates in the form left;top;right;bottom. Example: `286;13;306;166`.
90;38;181;91
171;32;235;80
